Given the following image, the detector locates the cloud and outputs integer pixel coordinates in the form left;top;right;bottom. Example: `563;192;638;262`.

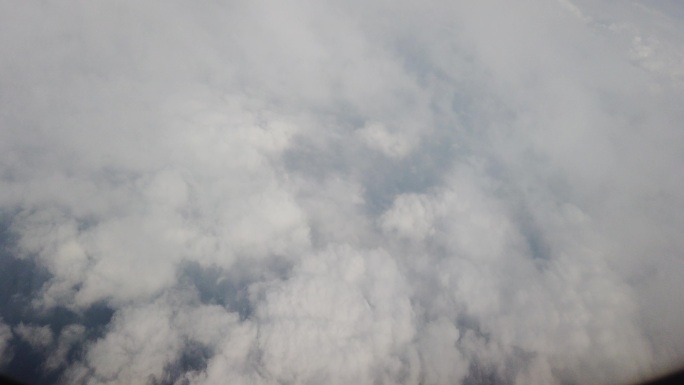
250;245;416;384
0;319;12;367
357;122;415;159
44;324;86;372
13;324;53;351
0;0;683;384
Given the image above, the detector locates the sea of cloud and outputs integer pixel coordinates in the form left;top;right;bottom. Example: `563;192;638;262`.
1;0;683;384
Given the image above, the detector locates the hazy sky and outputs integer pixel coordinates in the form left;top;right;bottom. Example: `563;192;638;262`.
1;1;684;384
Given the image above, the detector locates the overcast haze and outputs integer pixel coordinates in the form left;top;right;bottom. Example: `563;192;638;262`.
1;0;684;384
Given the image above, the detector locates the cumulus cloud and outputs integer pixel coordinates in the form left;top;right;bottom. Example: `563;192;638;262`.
1;0;683;384
13;324;53;351
357;122;414;159
44;324;86;372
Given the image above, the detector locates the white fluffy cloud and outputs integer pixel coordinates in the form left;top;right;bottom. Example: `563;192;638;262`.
252;245;415;384
1;0;683;384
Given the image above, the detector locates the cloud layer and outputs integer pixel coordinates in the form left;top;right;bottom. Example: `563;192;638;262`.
1;0;683;384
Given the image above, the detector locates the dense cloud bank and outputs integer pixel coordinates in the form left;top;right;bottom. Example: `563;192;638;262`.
1;0;684;384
